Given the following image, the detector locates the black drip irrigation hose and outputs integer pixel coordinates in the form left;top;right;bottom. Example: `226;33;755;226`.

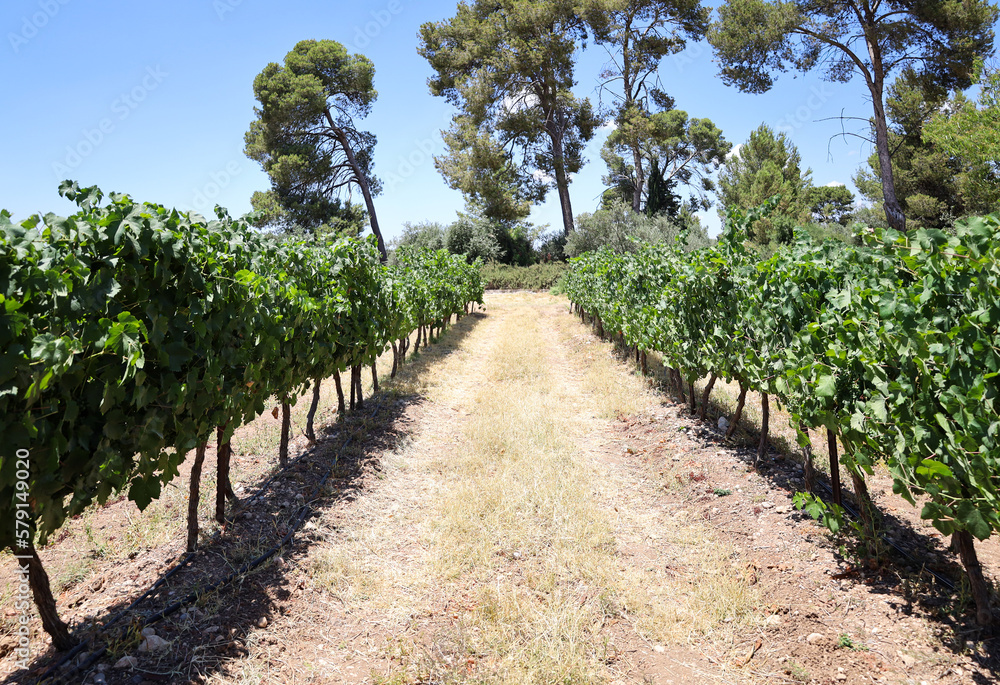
33;424;329;679
812;479;956;592
37;549;202;679
38;399;385;685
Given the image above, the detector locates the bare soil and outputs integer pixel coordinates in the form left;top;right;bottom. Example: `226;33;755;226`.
1;292;996;685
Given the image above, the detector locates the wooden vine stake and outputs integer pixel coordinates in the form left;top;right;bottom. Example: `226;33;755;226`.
698;374;717;421
333;372;345;415
826;428;842;506
279;402;291;467
305;378;321;442
187;442;207;552
849;467;878;549
953;531;995;625
726;382;748;439
353;365;365;410
215;425;236;524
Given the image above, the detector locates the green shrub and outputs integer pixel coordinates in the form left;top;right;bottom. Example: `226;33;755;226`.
479;262;568;291
566;199;711;257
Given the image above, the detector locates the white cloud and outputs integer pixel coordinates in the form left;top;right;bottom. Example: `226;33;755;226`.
532;169;555;184
502;89;539;114
600;120;617;132
825;181;845;187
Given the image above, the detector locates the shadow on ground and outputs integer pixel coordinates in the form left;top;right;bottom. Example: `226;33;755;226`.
13;312;486;685
600;328;999;684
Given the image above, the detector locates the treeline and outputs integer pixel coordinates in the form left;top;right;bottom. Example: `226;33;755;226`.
0;183;483;649
392;199;711;269
565;202;1000;626
417;0;997;238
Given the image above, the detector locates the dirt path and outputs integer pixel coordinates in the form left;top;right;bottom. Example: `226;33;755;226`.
231;293;763;684
6;292;996;685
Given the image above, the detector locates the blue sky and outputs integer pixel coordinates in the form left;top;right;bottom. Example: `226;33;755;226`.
1;1;988;239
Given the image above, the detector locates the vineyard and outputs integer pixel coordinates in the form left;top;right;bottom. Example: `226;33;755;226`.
0;183;483;669
3;201;1000;682
564;202;1000;627
4;0;1000;679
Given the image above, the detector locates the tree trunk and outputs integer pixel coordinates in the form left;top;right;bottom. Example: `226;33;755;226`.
390;341;399;379
827;428;842;506
329;119;388;260
333;372;346;415
757;392;770;462
688;380;697;414
349;367;357;411
631;143;645;213
640;351;647;377
726;382;748;439
548;126;576;235
699;374;717;421
279;402;291;467
305;378;321;442
24;544;75;650
953;531;995;626
799;424;816;492
187;442;207;552
371;359;379;393
867;74;906;231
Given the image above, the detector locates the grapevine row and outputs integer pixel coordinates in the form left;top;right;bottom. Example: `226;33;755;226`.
0;182;483;649
564;202;1000;626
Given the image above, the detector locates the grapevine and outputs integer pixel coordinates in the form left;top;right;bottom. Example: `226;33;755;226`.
565;205;1000;626
0;183;484;649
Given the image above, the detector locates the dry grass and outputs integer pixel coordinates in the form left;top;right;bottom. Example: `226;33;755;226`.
309;531;388;607
549;304;763;644
378;295;762;684
28;297;763;684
